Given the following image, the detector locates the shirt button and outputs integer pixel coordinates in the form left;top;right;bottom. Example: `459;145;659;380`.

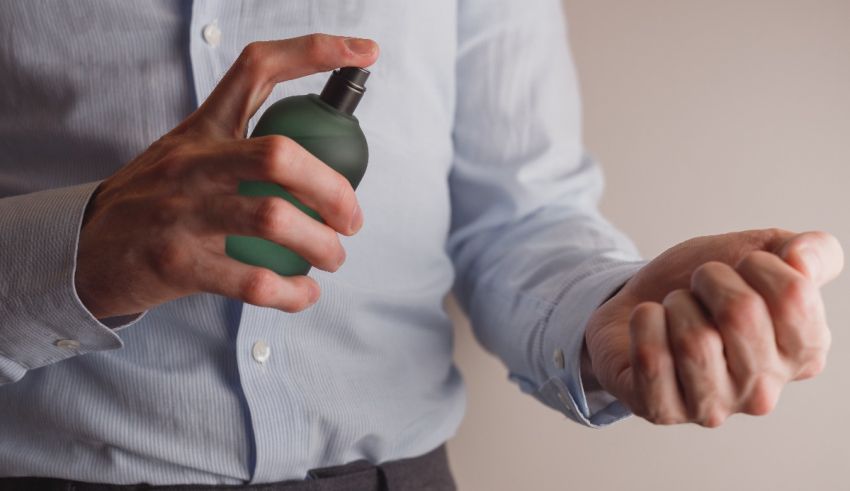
252;340;271;364
553;348;565;370
202;22;222;47
55;339;81;350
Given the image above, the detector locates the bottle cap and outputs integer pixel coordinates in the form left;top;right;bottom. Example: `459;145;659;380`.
319;67;370;115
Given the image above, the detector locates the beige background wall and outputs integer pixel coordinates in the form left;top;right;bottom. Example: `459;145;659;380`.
446;1;850;490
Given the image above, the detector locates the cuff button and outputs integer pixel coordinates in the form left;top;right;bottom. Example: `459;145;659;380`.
55;339;81;350
553;348;565;369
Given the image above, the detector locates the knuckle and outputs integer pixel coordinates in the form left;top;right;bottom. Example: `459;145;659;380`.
700;406;728;428
717;292;764;335
630;388;685;425
240;269;278;306
796;351;828;380
280;279;318;313
265;134;293;158
691;261;724;285
258;135;294;177
761;228;792;249
238;42;267;77
662;288;691;308
629;302;662;331
149;239;186;277
239;41;262;61
304;33;332;62
643;403;683;426
744;375;780;416
254;198;291;236
764;227;789;239
736;250;767;273
776;276;816;321
154;145;194;179
781;275;814;306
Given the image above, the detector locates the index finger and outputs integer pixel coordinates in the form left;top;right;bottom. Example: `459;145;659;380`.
191;34;379;137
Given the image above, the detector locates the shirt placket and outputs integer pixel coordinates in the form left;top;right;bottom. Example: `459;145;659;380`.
188;1;313;482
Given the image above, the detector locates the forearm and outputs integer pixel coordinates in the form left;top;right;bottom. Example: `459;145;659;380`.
449;0;650;426
450;188;646;426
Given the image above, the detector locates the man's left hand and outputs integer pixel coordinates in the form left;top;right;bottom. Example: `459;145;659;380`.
584;229;843;427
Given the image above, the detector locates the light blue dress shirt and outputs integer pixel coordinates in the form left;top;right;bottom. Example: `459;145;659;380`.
0;0;646;485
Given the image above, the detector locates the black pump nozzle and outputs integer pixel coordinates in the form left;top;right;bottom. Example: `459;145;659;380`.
320;67;370;115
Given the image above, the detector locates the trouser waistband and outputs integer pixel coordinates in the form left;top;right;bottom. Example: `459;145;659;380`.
0;444;456;491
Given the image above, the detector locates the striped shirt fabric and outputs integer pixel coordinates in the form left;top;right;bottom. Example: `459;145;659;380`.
0;0;645;484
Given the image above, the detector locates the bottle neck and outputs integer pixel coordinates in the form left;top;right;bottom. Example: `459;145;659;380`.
319;85;362;115
319;67;369;115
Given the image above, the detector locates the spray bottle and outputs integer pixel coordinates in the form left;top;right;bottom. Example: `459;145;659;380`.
226;67;370;276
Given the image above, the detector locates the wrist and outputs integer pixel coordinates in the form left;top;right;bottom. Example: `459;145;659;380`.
580;339;602;392
73;262;110;319
581;278;632;393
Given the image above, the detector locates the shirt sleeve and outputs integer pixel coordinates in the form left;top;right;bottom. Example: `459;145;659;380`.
0;181;144;385
448;0;648;427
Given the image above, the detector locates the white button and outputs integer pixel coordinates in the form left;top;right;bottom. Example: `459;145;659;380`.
252;340;271;364
202;22;221;47
553;348;565;369
55;339;81;350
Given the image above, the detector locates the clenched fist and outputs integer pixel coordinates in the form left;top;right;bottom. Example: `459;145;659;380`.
584;229;843;427
75;34;380;319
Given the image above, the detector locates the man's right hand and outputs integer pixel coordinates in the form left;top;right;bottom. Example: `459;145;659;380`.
75;34;380;319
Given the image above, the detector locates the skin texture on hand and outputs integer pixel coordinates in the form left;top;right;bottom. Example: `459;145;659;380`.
584;228;843;427
75;34;380;319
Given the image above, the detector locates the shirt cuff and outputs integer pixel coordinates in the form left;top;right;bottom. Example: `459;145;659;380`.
536;255;648;427
0;181;145;383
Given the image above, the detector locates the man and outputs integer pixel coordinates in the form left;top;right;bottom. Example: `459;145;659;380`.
0;1;841;490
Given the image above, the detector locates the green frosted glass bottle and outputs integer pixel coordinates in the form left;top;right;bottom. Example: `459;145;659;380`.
226;67;370;276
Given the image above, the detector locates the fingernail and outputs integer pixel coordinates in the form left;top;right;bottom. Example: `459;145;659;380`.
344;37;375;55
308;283;321;306
800;247;821;280
349;202;364;233
336;247;347;269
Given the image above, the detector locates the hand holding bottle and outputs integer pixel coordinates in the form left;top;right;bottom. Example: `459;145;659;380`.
226;66;372;277
74;34;380;319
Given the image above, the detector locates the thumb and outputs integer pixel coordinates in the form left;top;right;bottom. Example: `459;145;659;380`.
192;33;379;137
776;231;844;286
